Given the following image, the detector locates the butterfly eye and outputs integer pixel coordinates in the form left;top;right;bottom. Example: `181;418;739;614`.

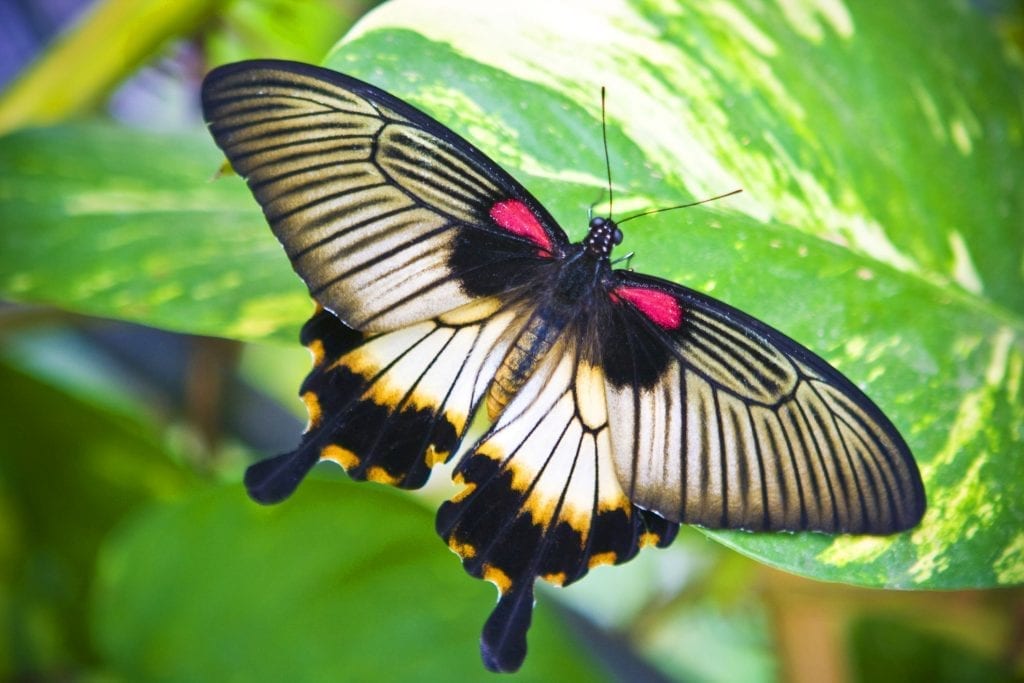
589;216;606;229
612;226;623;245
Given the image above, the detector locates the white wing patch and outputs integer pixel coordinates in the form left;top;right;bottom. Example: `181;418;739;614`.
282;298;523;492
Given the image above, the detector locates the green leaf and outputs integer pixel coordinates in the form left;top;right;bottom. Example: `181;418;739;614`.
203;0;379;66
92;482;606;682
0;360;195;675
0;123;308;341
1;0;1021;594
849;615;1017;683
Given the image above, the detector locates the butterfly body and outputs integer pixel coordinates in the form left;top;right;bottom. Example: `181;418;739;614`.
485;213;627;415
201;59;925;673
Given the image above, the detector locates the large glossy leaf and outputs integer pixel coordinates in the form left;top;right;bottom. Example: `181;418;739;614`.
92;481;605;682
0;0;1021;594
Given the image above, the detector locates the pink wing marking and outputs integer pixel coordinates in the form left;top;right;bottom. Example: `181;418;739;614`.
489;199;554;253
610;286;684;330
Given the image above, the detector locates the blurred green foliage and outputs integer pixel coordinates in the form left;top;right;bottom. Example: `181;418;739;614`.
0;1;1022;681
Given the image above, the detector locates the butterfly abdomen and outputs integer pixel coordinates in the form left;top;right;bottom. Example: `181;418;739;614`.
485;252;607;419
486;308;565;419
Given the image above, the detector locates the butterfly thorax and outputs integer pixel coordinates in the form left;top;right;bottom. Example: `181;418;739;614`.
484;227;615;420
485;306;565;420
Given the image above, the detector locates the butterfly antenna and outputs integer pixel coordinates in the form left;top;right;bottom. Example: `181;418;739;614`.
617;188;743;225
601;86;614;219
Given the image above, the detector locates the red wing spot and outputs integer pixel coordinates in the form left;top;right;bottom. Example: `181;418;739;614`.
611;286;683;330
490;199;553;253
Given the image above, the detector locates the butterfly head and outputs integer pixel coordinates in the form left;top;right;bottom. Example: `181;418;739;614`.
584;216;623;260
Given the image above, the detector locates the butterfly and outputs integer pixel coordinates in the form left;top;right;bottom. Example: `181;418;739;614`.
201;59;926;673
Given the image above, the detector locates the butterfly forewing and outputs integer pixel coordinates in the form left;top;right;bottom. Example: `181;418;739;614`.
602;271;925;534
201;61;566;332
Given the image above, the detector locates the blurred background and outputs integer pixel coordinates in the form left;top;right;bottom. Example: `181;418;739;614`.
1;1;1023;681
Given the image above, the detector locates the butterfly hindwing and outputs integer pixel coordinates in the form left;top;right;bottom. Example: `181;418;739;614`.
201;60;568;332
437;335;679;673
246;298;527;503
601;271;925;534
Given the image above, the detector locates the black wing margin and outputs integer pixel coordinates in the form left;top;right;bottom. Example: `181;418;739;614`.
601;271;926;534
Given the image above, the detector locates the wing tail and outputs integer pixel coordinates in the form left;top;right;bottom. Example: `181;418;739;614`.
244;448;319;504
480;583;534;673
